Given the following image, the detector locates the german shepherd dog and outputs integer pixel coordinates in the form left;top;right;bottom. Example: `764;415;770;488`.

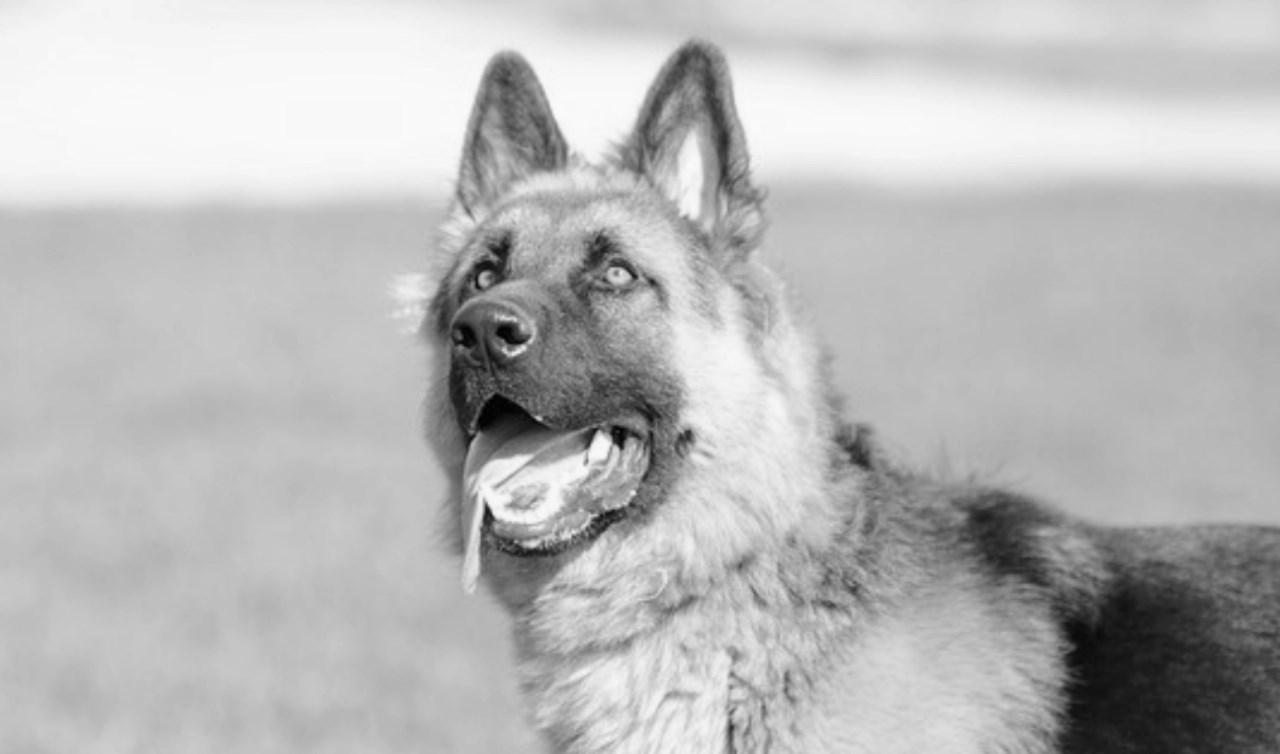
413;41;1280;753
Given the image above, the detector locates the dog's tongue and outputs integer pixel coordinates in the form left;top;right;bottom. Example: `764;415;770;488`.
460;413;645;593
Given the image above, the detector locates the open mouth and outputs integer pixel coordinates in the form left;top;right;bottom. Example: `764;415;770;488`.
459;397;651;592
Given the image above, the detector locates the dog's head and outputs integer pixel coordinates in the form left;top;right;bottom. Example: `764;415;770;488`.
417;41;836;599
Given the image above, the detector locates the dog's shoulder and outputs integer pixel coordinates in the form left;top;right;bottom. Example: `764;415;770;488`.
946;487;1111;627
929;488;1280;751
828;426;1111;627
939;485;1280;751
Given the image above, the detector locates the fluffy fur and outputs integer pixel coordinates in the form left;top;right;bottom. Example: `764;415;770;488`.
413;41;1280;753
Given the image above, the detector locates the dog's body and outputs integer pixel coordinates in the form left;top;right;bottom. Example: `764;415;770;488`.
415;41;1280;753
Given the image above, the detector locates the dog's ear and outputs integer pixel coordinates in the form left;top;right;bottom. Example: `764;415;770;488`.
621;41;764;258
456;52;568;218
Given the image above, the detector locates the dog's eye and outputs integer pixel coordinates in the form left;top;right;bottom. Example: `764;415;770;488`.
603;263;636;288
473;264;499;291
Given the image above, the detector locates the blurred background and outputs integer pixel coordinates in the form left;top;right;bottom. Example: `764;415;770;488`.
3;0;1278;750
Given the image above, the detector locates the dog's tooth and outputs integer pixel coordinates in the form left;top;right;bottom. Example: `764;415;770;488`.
588;428;612;465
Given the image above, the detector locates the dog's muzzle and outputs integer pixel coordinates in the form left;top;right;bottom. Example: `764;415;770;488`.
446;289;654;593
450;297;538;371
447;287;563;435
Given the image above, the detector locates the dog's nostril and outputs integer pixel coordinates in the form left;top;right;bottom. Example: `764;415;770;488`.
452;322;478;349
494;320;532;347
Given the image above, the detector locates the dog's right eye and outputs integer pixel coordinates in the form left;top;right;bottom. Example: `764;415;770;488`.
473;264;499;291
603;263;636;288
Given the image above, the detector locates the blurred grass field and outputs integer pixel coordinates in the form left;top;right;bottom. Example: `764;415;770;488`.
3;185;1279;752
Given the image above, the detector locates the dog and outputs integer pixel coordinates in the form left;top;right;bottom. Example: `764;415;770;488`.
411;40;1280;753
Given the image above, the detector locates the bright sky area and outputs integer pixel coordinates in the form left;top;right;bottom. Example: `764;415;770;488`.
2;0;1280;204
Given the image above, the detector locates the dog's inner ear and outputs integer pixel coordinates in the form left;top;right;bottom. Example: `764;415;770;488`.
623;41;762;256
662;121;721;229
457;52;567;218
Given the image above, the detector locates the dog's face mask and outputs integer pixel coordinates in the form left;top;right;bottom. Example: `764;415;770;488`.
429;44;764;591
439;208;683;589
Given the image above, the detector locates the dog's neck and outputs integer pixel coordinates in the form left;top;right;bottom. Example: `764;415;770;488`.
492;474;1069;754
504;538;870;754
485;453;879;754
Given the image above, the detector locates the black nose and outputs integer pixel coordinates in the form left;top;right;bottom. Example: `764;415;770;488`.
450;299;537;368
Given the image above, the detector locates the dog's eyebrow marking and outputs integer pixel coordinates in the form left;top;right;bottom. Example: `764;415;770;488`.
486;231;513;261
676;428;696;457
584;230;617;268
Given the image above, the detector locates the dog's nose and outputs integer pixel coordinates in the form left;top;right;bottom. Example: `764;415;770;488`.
451;299;537;368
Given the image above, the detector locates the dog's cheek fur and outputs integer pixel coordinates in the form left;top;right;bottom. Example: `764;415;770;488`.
660;264;842;570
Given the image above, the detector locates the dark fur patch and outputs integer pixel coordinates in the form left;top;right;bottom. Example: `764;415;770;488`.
1062;527;1280;752
675;428;696;457
834;422;883;471
585;230;617;268
954;489;1108;625
487;230;513;260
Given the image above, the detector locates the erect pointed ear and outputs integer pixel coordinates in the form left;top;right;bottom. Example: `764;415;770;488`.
456;52;568;218
620;41;764;258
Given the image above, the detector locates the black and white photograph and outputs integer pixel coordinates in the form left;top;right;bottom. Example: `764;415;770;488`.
4;0;1279;751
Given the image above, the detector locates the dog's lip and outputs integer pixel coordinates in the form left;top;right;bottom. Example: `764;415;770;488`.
469;394;547;437
485;506;593;551
469;393;650;442
484;506;629;556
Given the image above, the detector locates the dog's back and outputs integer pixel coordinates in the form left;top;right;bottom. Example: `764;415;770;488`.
1063;525;1280;752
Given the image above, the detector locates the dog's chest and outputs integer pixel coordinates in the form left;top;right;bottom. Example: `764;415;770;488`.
522;633;732;753
514;582;1067;754
516;602;826;754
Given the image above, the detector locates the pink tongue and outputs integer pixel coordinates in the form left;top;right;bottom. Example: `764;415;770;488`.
459;414;592;593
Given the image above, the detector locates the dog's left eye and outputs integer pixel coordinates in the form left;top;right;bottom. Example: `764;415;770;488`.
603;263;636;288
473;264;499;291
